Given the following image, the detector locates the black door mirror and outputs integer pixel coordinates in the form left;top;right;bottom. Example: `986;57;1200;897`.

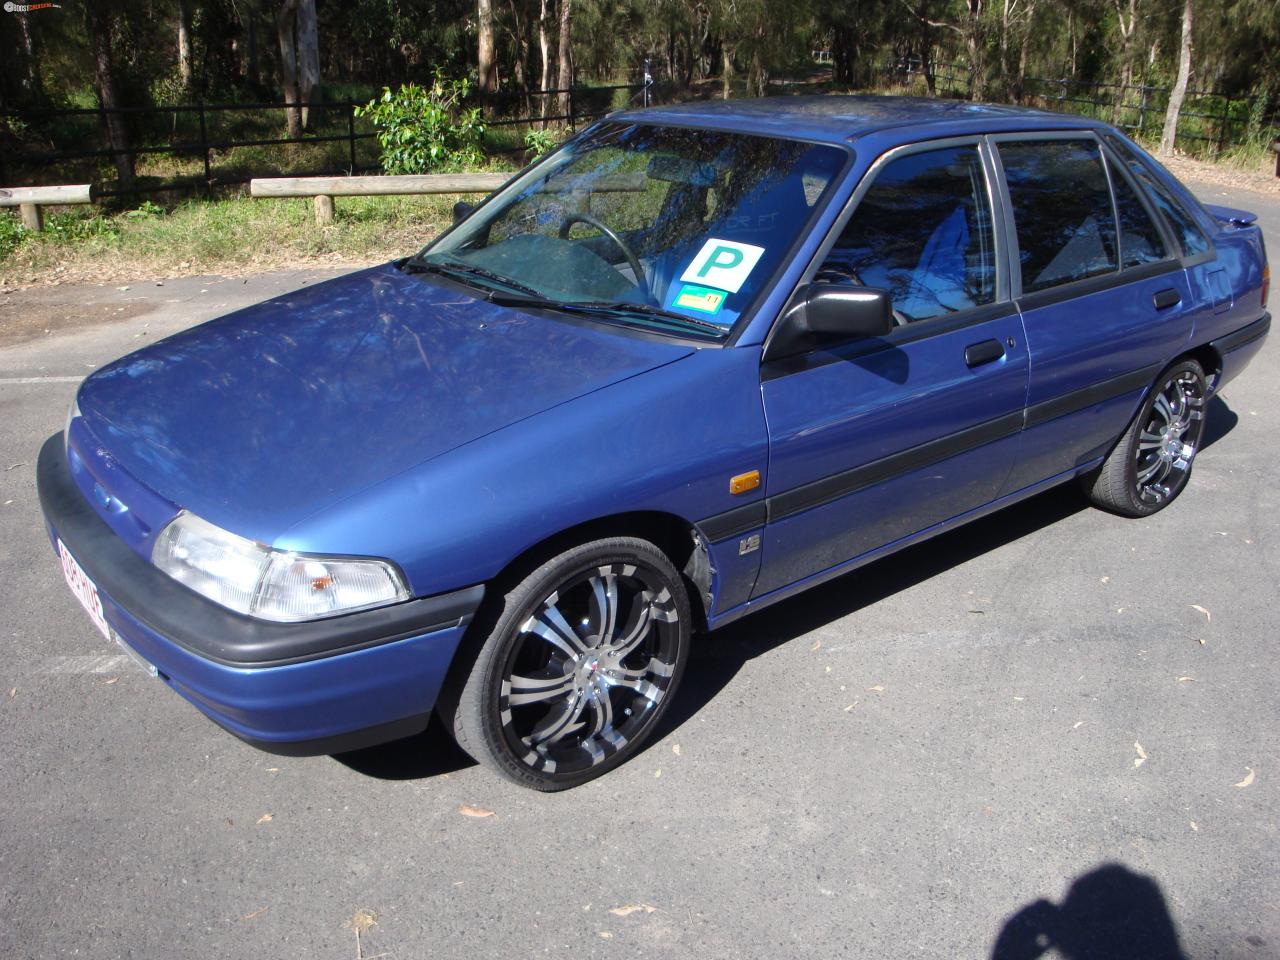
801;284;894;338
764;283;894;363
453;201;475;224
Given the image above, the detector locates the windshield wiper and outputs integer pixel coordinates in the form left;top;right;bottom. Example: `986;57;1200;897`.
486;292;727;338
401;257;544;298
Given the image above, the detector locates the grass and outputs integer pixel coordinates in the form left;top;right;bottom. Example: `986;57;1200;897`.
0;192;463;284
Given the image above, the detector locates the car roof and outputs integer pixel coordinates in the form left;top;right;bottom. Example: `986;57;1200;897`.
609;95;1103;147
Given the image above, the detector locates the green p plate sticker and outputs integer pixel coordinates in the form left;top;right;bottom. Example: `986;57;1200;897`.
673;283;727;315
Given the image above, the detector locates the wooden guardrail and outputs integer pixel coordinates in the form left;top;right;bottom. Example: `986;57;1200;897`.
249;171;649;224
0;184;92;231
250;174;511;225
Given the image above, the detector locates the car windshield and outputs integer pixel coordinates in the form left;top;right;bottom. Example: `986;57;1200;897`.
414;122;848;338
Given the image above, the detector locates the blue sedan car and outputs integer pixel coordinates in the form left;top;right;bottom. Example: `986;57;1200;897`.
38;97;1269;790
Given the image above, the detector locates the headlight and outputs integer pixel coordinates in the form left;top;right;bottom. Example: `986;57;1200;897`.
64;392;81;445
151;511;409;622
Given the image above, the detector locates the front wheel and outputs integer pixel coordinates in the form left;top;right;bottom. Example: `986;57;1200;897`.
1083;359;1208;517
442;537;691;791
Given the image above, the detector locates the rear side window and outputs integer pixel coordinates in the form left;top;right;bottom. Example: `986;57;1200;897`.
1108;159;1169;268
999;139;1117;294
819;145;996;323
1104;135;1211;258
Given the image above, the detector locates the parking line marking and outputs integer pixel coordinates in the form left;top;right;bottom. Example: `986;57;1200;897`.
36;655;135;675
0;376;84;384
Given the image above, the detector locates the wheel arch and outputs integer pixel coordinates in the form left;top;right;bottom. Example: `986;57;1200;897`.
1179;343;1223;392
488;510;713;633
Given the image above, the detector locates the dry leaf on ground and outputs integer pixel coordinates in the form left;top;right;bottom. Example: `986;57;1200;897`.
240;907;269;921
1190;604;1211;622
671;743;681;756
868;684;885;692
345;909;378;934
1134;742;1148;768
458;805;495;818
1176;676;1195;683
255;813;273;825
1235;767;1256;788
810;640;821;652
609;904;657;917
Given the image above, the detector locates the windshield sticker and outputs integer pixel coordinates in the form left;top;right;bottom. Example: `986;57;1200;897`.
673;284;727;315
679;239;765;294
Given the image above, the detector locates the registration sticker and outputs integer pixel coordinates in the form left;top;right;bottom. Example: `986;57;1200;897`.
679;239;765;294
673;284;727;315
58;539;110;640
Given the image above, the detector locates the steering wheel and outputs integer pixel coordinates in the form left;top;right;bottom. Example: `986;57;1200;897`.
558;212;649;293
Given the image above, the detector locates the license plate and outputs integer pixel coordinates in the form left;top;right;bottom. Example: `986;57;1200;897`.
58;539;111;640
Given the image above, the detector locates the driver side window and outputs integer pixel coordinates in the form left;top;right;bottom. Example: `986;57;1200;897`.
820;144;996;324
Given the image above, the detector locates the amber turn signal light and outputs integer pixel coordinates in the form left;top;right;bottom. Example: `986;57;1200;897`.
729;470;761;495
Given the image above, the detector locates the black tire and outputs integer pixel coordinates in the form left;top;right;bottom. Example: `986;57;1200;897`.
1083;359;1208;517
441;537;691;791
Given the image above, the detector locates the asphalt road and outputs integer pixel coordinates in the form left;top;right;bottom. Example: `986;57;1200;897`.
1;181;1277;960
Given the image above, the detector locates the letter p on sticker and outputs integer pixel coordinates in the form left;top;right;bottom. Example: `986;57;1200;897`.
680;239;765;294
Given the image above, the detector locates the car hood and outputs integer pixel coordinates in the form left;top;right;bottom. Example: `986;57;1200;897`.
77;263;693;541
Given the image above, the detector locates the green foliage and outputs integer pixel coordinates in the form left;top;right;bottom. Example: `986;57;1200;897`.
522;127;565;160
0;214;25;261
355;74;487;174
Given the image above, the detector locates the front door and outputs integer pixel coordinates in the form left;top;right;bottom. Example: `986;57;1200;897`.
754;140;1029;600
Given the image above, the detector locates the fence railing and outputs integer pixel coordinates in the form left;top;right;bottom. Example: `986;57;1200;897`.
0;73;652;200
882;58;1273;157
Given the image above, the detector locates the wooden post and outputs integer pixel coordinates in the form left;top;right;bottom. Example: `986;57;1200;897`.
20;203;43;231
313;194;334;224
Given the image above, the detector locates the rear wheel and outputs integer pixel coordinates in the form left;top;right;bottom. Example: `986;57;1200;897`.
1083;359;1208;517
443;537;690;791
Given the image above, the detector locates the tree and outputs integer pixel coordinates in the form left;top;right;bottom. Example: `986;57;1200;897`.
84;4;134;189
557;0;573;115
478;0;498;93
1160;0;1193;154
277;0;320;136
177;0;193;88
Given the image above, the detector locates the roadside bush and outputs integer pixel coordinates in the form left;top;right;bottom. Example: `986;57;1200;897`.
356;74;486;174
523;127;565;161
0;213;25;261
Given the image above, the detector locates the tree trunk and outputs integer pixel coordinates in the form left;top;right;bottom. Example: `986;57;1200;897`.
1160;0;1193;155
964;0;986;101
556;0;573;117
538;0;552;120
1015;0;1036;101
296;0;320;129
277;0;302;139
721;43;734;100
478;0;498;94
17;11;43;99
85;5;134;190
177;0;193;88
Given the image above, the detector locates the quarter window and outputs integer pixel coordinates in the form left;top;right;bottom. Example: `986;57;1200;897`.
1104;135;1211;258
999;139;1118;294
1108;158;1169;268
819;145;995;323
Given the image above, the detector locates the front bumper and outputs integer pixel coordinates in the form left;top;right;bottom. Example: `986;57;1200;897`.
36;433;484;755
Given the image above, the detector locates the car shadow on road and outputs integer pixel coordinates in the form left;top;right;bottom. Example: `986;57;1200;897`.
990;863;1189;959
336;395;1239;781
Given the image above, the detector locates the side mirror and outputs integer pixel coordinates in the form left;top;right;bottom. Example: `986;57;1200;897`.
764;283;894;363
801;284;894;338
453;201;475;224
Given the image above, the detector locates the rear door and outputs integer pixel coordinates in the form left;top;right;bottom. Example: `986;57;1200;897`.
993;133;1194;494
754;138;1029;600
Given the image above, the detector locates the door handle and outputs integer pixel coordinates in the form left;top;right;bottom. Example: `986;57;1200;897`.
1153;288;1182;310
964;339;1005;368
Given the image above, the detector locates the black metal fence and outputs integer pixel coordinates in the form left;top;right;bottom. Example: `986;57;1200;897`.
883;58;1273;157
0;73;653;199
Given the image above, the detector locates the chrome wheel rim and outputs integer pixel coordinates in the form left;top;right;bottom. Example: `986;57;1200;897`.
497;563;680;776
1135;371;1204;506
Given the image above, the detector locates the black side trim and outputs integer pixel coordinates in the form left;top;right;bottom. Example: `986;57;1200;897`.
1017;260;1180;312
1211;312;1270;354
697;500;767;544
228;712;432;757
767;411;1024;524
1024;363;1161;429
37;434;484;669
